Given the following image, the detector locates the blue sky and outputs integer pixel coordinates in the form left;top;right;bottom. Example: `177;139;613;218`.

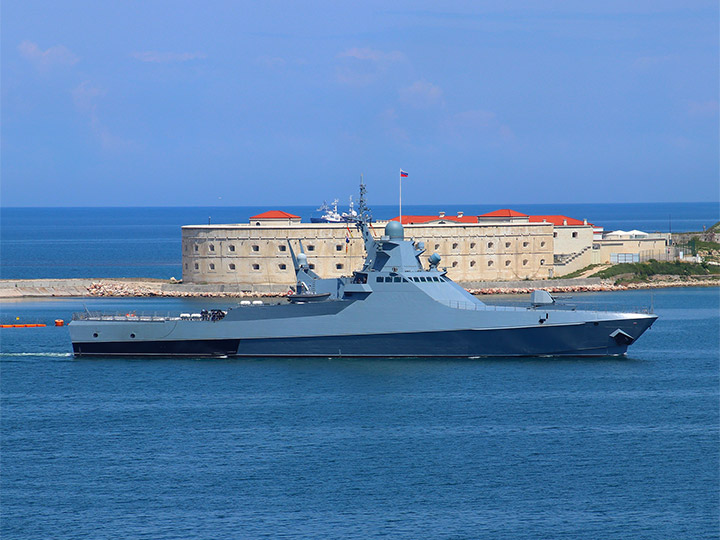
2;1;718;207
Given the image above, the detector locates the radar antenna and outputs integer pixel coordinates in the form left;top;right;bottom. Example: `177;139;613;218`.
357;174;372;223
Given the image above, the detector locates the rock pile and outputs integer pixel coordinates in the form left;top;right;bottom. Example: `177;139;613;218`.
86;281;283;298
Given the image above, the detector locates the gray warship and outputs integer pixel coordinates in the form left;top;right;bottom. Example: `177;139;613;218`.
70;183;657;357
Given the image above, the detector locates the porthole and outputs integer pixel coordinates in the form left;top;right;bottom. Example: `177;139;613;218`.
209;263;215;270
523;259;528;266
252;264;260;270
540;259;545;265
452;243;458;249
505;260;511;266
572;232;578;238
336;245;343;251
505;242;511;248
252;245;259;252
488;260;494;267
336;264;343;270
470;242;476;249
470;260;476;267
452;261;458;267
130;333;136;339
279;263;287;270
209;244;215;252
541;241;546;247
93;333;99;338
523;241;529;248
278;245;286;252
487;242;494;249
229;263;236;270
229;245;236;252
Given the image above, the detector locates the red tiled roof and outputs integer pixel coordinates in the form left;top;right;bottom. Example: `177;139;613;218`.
249;210;300;220
528;215;591;227
478;209;528;218
390;215;479;224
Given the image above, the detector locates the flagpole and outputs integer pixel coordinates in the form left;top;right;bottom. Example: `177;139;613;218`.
399;169;402;224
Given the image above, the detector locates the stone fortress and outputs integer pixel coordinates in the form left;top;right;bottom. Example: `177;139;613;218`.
181;208;670;291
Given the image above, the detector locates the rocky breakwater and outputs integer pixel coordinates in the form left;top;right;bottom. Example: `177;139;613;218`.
86;281;281;298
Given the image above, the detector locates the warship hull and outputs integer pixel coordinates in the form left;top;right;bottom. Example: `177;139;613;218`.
70;313;656;358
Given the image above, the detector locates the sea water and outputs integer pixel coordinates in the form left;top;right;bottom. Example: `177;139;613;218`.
1;202;718;279
1;287;718;539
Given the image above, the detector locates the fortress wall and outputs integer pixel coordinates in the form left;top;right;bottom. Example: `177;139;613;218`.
181;221;555;286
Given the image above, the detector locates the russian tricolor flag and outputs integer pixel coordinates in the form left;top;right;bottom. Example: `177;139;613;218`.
400;170;409;177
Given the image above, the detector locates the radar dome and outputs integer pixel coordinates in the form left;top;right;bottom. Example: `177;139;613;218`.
385;220;404;239
297;253;308;267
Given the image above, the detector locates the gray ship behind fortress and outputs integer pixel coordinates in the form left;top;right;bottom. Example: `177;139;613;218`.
70;183;657;357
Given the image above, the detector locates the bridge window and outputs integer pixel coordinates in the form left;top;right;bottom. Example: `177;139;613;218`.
336;264;343;270
209;263;215;270
252;264;260;270
194;245;198;252
336;245;343;251
194;263;199;270
393;277;401;282
309;264;315;269
420;277;427;282
307;245;315;251
376;276;384;282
